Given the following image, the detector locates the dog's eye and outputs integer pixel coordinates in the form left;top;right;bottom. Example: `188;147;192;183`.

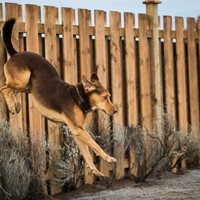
102;96;108;100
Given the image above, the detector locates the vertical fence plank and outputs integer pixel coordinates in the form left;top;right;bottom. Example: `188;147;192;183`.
25;4;47;194
110;11;124;179
25;6;42;132
138;14;152;130
78;9;92;77
124;13;138;126
146;2;163;130
187;18;200;138
0;3;7;121
26;4;44;140
163;16;175;123
138;14;151;179
124;12;138;177
187;17;200;165
5;3;24;135
175;17;188;172
0;4;2;19
62;8;77;83
175;17;188;133
198;17;200;163
94;10;111;177
44;6;61;195
78;8;94;184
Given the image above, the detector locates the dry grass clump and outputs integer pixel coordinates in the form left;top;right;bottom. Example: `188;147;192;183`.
49;125;84;191
83;112;199;182
123;113;199;181
0;121;47;200
30;111;199;193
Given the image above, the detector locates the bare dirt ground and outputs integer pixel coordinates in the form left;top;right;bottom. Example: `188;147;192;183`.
54;169;200;200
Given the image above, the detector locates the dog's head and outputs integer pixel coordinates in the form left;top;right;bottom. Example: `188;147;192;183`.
82;73;117;116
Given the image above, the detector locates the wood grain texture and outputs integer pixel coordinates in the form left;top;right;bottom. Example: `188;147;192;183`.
78;9;92;78
175;17;188;172
62;8;77;83
163;16;175;124
124;12;138;177
44;6;61;195
95;10;111;178
138;14;152;131
5;3;24;134
187;18;200;136
110;11;124;179
0;3;7;121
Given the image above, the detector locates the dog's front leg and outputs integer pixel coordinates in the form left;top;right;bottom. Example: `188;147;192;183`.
74;137;105;177
74;127;117;164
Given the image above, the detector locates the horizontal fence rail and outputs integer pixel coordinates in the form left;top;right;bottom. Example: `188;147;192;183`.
0;2;199;196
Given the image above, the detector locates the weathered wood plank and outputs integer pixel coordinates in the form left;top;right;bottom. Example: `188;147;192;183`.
26;4;45;142
146;4;163;125
175;17;188;133
94;10;111;178
44;6;61;195
187;18;200;138
0;3;7;121
124;13;138;126
78;9;92;77
163;16;175;124
175;17;188;172
197;17;200;163
138;14;152;131
110;11;124;179
25;5;47;193
124;12;138;177
62;8;77;83
5;3;24;135
78;8;94;184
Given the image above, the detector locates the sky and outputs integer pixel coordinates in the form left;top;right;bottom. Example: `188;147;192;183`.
1;0;200;27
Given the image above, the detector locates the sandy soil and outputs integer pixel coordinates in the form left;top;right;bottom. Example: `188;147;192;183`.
54;169;200;200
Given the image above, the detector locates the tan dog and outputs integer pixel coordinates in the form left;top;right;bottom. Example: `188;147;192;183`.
1;18;118;177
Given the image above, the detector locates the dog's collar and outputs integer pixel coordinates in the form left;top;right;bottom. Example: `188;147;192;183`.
75;85;92;114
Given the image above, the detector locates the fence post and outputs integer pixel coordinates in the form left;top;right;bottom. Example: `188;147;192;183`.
0;4;7;121
143;0;163;127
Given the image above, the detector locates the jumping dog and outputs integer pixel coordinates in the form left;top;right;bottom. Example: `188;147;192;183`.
1;18;118;177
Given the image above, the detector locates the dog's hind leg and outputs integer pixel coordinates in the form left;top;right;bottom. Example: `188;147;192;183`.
0;84;23;114
1;87;17;114
1;64;31;114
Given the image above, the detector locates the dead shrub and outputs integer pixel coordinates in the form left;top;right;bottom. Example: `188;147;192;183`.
84;112;199;182
124;113;200;181
49;125;84;192
45;111;200;190
0;121;48;200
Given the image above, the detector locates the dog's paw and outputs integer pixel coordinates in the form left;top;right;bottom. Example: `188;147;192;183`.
15;102;21;113
8;105;16;115
86;164;105;177
105;155;117;163
9;108;15;115
91;169;105;177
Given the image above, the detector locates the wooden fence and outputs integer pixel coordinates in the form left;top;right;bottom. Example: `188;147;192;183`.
0;1;200;195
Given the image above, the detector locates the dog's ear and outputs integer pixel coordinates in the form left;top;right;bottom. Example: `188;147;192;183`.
82;75;96;93
91;73;99;83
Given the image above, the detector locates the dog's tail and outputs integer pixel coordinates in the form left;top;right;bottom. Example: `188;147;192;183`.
2;18;18;57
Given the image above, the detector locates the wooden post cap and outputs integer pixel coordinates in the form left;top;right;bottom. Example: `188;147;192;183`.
143;0;161;4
